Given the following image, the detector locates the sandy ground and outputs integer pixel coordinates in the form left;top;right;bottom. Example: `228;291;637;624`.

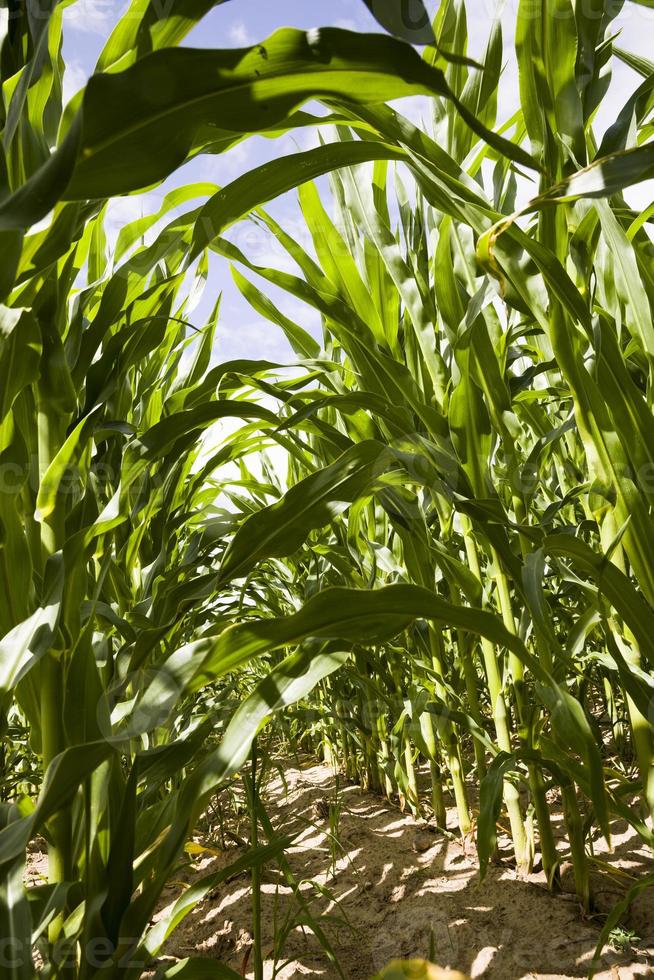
149;761;654;980
25;760;654;979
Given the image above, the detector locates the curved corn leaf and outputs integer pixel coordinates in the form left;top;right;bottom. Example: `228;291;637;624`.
191;140;405;257
219;440;391;582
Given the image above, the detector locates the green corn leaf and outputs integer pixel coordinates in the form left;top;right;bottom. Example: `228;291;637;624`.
478;752;518;880
35;408;102;522
219;440;391;582
159;956;251;979
230;268;320;359
0;308;41;427
0;741;114;870
531;142;654;206
590;872;654;979
361;0;435;44
0;806;33;980
191;140;404;258
0;558;63;701
2;25;539;231
545;534;654;666
63;28;469;200
187;645;350;809
95;0;234;73
149;584;547;709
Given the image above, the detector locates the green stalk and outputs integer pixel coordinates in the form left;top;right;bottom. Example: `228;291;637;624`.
602;678;624;752
335;697;355;782
462;519;529;871
402;728;421;817
317;683;336;767
37;395;73;947
388;655;422;816
426;627;471;833
41;652;71;890
599;514;654;817
561;782;591;914
493;556;558;884
248;739;264;980
376;712;395;799
419;712;447;827
454;629;487;778
358;665;383;791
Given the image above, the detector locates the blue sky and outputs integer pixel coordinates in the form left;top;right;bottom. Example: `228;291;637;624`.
62;1;654;364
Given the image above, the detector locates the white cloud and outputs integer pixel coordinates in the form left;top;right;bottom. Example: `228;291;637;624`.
63;61;88;105
64;0;116;36
216;318;293;363
228;20;256;47
213;141;251;181
102;190;163;249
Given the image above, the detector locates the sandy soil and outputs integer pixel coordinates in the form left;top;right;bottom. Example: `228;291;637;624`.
24;760;654;978
149;761;654;980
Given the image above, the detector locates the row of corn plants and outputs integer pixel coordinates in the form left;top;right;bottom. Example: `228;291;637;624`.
216;0;654;939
